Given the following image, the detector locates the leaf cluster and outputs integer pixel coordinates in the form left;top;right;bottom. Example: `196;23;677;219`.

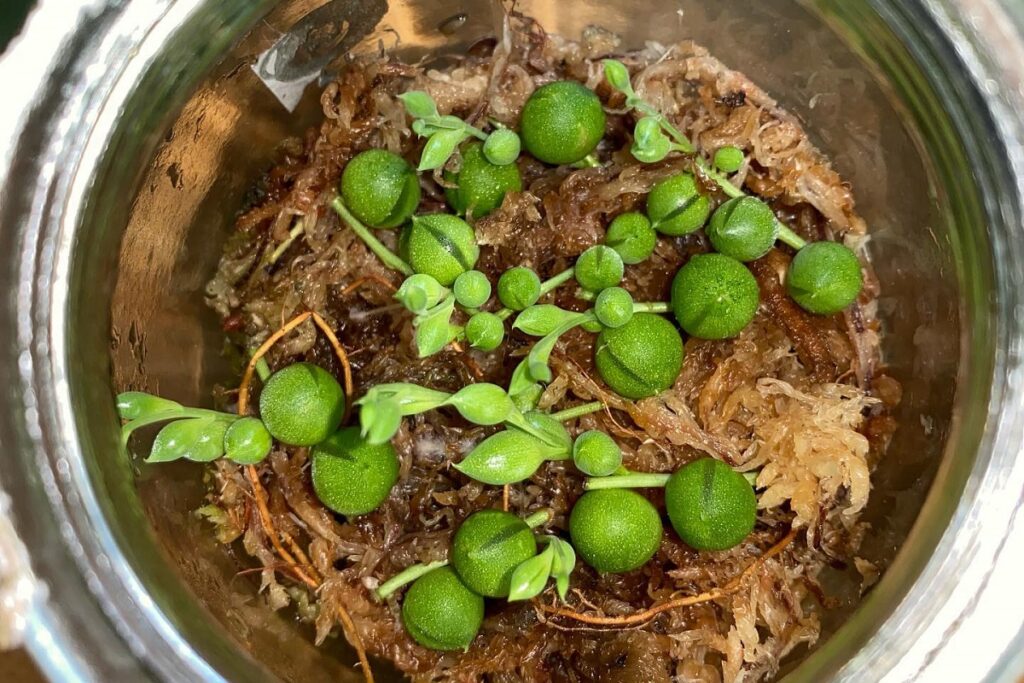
117;392;270;464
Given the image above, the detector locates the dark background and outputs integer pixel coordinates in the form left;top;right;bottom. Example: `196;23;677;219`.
1;0;34;53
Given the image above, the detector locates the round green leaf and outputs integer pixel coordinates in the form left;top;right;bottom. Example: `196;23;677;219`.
223;417;272;465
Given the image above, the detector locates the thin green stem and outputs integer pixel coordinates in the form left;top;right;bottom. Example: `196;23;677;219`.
254;356;272;382
540;267;576;295
495;307;515;322
776;223;808;250
584;472;671;490
466;124;489;141
696;158;744;198
550;401;604;422
267;219;306;266
632;302;670;314
572;153;601;169
375;560;448;599
121;408;235;447
524;509;553;529
634;104;693;153
330;196;413;276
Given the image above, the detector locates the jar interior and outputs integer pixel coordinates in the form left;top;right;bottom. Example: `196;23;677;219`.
65;0;986;680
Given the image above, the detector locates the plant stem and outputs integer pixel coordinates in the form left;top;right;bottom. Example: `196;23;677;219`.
550;401;604;422
695;158;744;198
572;153;601;168
524;509;553;529
632;301;670;314
541;267;577;295
267;219;307;266
121;408;235;446
776;223;808;250
467;125;489;141
496;267;576;322
584;472;671;490
375;560;448;599
330;196;413;276
693;135;806;251
254;355;272;382
656;115;694;153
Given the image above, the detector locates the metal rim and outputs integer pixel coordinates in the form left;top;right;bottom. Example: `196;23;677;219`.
0;1;1021;681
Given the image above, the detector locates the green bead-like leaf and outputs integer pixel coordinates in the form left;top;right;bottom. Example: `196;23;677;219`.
513;304;576;337
416;318;451;357
507;359;544;412
418;128;470;172
453;430;546;485
507;543;554;602
116;392;183;420
602;59;633;95
414;294;457;358
148;418;228;463
411;119;437;136
452;270;491;309
359;397;404;445
446;384;513;425
398;90;439;119
631;117;672;163
482;128;521;166
547;536;576;601
395;274;449;314
714;145;745;173
224;417;273;465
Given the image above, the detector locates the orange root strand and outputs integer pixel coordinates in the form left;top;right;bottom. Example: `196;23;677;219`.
543;528;798;627
311;311;355;421
236;309;370;681
245;465;319;590
281;528;323;585
238;311;313;415
335;603;375;683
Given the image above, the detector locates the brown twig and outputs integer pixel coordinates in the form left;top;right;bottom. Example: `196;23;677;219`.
502;484;510;511
335;603;376;683
542;528;798;627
